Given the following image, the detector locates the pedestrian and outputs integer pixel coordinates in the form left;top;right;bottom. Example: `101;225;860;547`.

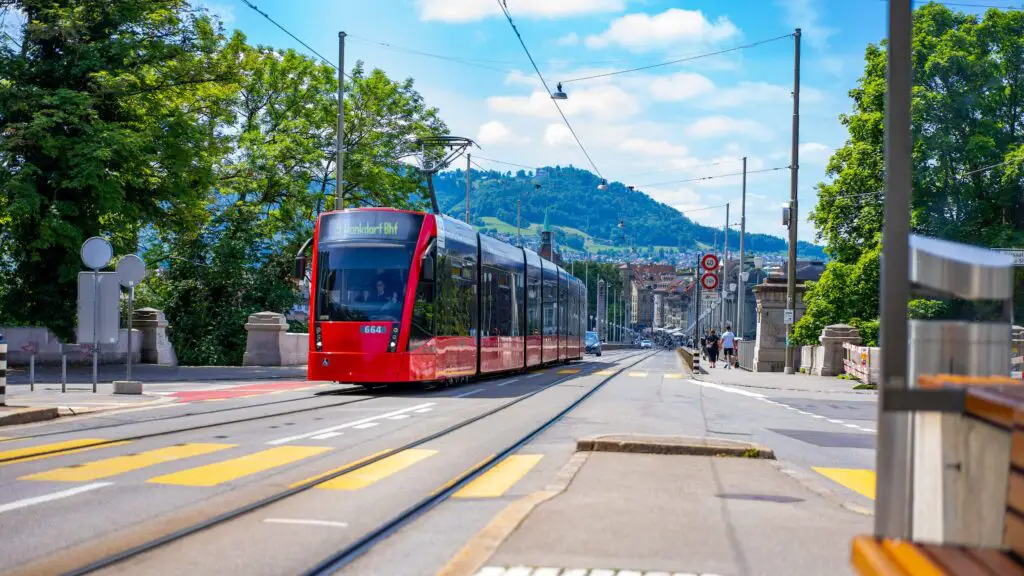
707;328;719;368
721;323;735;369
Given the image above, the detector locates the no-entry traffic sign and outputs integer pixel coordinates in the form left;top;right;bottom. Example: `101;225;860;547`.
700;253;719;271
700;272;719;291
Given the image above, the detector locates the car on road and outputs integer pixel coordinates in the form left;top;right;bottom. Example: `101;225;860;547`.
640;339;652;349
585;331;602;356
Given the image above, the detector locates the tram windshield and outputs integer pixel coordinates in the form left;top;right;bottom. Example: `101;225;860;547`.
314;211;424;323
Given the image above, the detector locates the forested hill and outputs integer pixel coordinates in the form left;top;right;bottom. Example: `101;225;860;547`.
432;165;825;257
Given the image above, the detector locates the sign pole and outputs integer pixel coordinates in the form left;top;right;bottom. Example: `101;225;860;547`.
126;285;134;381
92;270;99;393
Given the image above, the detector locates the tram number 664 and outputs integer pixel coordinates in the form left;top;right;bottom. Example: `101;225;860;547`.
361;325;388;335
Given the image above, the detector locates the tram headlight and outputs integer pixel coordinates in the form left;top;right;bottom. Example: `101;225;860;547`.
314;324;322;351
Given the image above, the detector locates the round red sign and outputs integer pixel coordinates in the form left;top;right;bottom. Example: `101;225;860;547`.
701;253;719;271
700;272;719;290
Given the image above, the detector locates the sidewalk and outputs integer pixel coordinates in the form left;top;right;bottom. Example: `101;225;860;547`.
3;363;307;385
698;362;876;396
444;352;870;576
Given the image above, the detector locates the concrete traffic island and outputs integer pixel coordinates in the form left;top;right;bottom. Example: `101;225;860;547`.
577;433;775;459
112;380;143;395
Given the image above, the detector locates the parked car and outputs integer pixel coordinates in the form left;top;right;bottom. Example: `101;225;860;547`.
640;339;653;349
585;331;602;356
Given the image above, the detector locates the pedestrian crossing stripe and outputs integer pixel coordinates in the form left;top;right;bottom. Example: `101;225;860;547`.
557;369;580;374
663;373;684;379
594;370;615;376
627;371;648;377
0;439;128;467
21;443;235;482
316;449;437;490
813;467;876;500
454;454;543;499
148;446;330;487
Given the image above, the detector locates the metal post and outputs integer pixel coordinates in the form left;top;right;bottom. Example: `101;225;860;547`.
738;157;747;337
875;0;913;539
61;353;67;393
29;355;34;391
334;31;346;211
0;340;6;407
784;28;802;375
465;153;471;223
126;285;135;381
723;203;729;325
517;192;521;247
92;270;99;392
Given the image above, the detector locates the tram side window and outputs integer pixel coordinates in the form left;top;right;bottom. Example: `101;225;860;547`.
512;270;523;338
527;273;541;336
437;255;475;337
408;244;435;351
483;267;514;337
542;274;556;336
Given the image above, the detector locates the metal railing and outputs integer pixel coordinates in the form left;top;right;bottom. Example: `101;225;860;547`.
736;338;755;371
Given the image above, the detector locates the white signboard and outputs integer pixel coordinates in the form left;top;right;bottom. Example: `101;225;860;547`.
996;249;1024;266
784;309;795;325
77;272;120;344
701;292;721;302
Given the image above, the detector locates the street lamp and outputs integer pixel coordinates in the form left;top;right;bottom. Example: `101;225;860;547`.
551;82;568;100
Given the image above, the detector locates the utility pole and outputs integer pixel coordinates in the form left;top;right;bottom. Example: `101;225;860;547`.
738;157;747;337
723;203;729;328
465;153;471;223
334;31;346;211
784;28;801;375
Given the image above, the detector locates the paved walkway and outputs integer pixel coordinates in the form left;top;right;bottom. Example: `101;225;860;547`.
699;363;876;396
3;363;307;385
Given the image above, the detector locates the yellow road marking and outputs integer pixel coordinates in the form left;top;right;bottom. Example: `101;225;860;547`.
433;455;494;497
628;371;648;377
454;454;544;499
21;443;235;482
148;446;330;487
663;373;684;379
813;467;876;500
557;369;580;374
317;449;437;490
0;437;12;443
0;439;118;467
594;370;615;376
289;449;393;488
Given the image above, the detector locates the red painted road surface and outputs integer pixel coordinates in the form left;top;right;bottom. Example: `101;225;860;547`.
169;381;316;402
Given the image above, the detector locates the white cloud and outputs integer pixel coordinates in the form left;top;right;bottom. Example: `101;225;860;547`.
418;0;624;23
799;142;832;164
543;124;575;147
648;72;715;101
477;120;528;145
201;2;235;24
619;138;689;158
685;116;773;140
556;32;580;46
776;0;837;51
487;85;639;120
503;70;540;87
585;8;739;53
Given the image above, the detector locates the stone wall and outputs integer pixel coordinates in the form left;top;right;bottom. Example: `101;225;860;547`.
751;278;807;372
0;326;141;365
243;312;309;367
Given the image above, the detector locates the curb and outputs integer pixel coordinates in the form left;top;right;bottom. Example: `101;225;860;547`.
0;407;59;426
576;434;775;459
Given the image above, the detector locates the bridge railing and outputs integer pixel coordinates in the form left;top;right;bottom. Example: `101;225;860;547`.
736;338;754;371
842;342;879;385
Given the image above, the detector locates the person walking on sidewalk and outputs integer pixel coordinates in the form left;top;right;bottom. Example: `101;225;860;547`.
721;324;735;369
706;328;720;368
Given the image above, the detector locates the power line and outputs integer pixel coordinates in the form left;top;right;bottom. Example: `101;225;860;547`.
472;155;538;170
622;158;741;179
962;158;1023;176
876;0;1021;8
347;34;515;72
496;0;604;179
560;33;794;85
638;166;790;188
237;0;352;79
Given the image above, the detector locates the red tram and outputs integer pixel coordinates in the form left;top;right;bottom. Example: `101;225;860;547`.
299;208;586;384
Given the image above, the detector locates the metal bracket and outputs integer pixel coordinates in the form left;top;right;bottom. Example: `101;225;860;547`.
881;388;965;413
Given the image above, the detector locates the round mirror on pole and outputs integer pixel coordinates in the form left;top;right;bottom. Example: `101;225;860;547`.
81;237;113;270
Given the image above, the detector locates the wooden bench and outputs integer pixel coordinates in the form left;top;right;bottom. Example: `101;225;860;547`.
852;376;1024;575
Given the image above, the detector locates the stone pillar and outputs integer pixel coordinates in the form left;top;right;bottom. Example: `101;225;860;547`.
752;278;807;372
243;311;287;366
132;308;177;366
815;324;861;376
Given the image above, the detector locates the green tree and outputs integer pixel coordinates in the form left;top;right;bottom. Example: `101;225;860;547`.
0;0;239;338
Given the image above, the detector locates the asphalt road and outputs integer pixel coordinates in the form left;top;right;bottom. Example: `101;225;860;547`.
0;350;874;575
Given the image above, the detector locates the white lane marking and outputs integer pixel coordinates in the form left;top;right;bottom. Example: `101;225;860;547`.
785;406;799;411
862;428;876;433
845;423;861;429
496;378;519;388
826;418;844;424
796;410;812;415
686;379;766;399
311;432;343;440
0;482;113;514
263;518;348;528
386;414;410;420
353;422;378;429
811;414;826;419
413;408;433;414
454;389;483;398
267;402;435;445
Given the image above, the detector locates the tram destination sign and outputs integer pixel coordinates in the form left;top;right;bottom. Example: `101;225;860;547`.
320;211;423;243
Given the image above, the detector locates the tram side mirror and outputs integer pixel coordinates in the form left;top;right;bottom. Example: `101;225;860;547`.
421;252;435;282
294;255;307;279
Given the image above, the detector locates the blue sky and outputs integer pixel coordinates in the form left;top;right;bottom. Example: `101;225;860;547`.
207;0;1009;242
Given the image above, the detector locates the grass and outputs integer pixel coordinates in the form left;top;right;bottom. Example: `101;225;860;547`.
853;383;878;390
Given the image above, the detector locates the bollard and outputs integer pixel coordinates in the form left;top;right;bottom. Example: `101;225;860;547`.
0;340;6;407
61;353;67;393
29;354;35;391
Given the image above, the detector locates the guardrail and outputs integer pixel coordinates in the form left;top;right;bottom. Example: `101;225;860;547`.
842;342;879;385
677;347;699;372
736;338;754;371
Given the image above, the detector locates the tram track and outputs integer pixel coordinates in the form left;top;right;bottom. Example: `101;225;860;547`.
60;349;654;576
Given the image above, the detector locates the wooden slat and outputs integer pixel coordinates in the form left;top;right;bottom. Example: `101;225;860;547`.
880;540;947;576
920;544;989;574
1009;469;1024;517
967;548;1024;575
964;388;1017;429
1012;431;1024;471
919;374;1024;388
1006;509;1024;558
851;536;908;576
